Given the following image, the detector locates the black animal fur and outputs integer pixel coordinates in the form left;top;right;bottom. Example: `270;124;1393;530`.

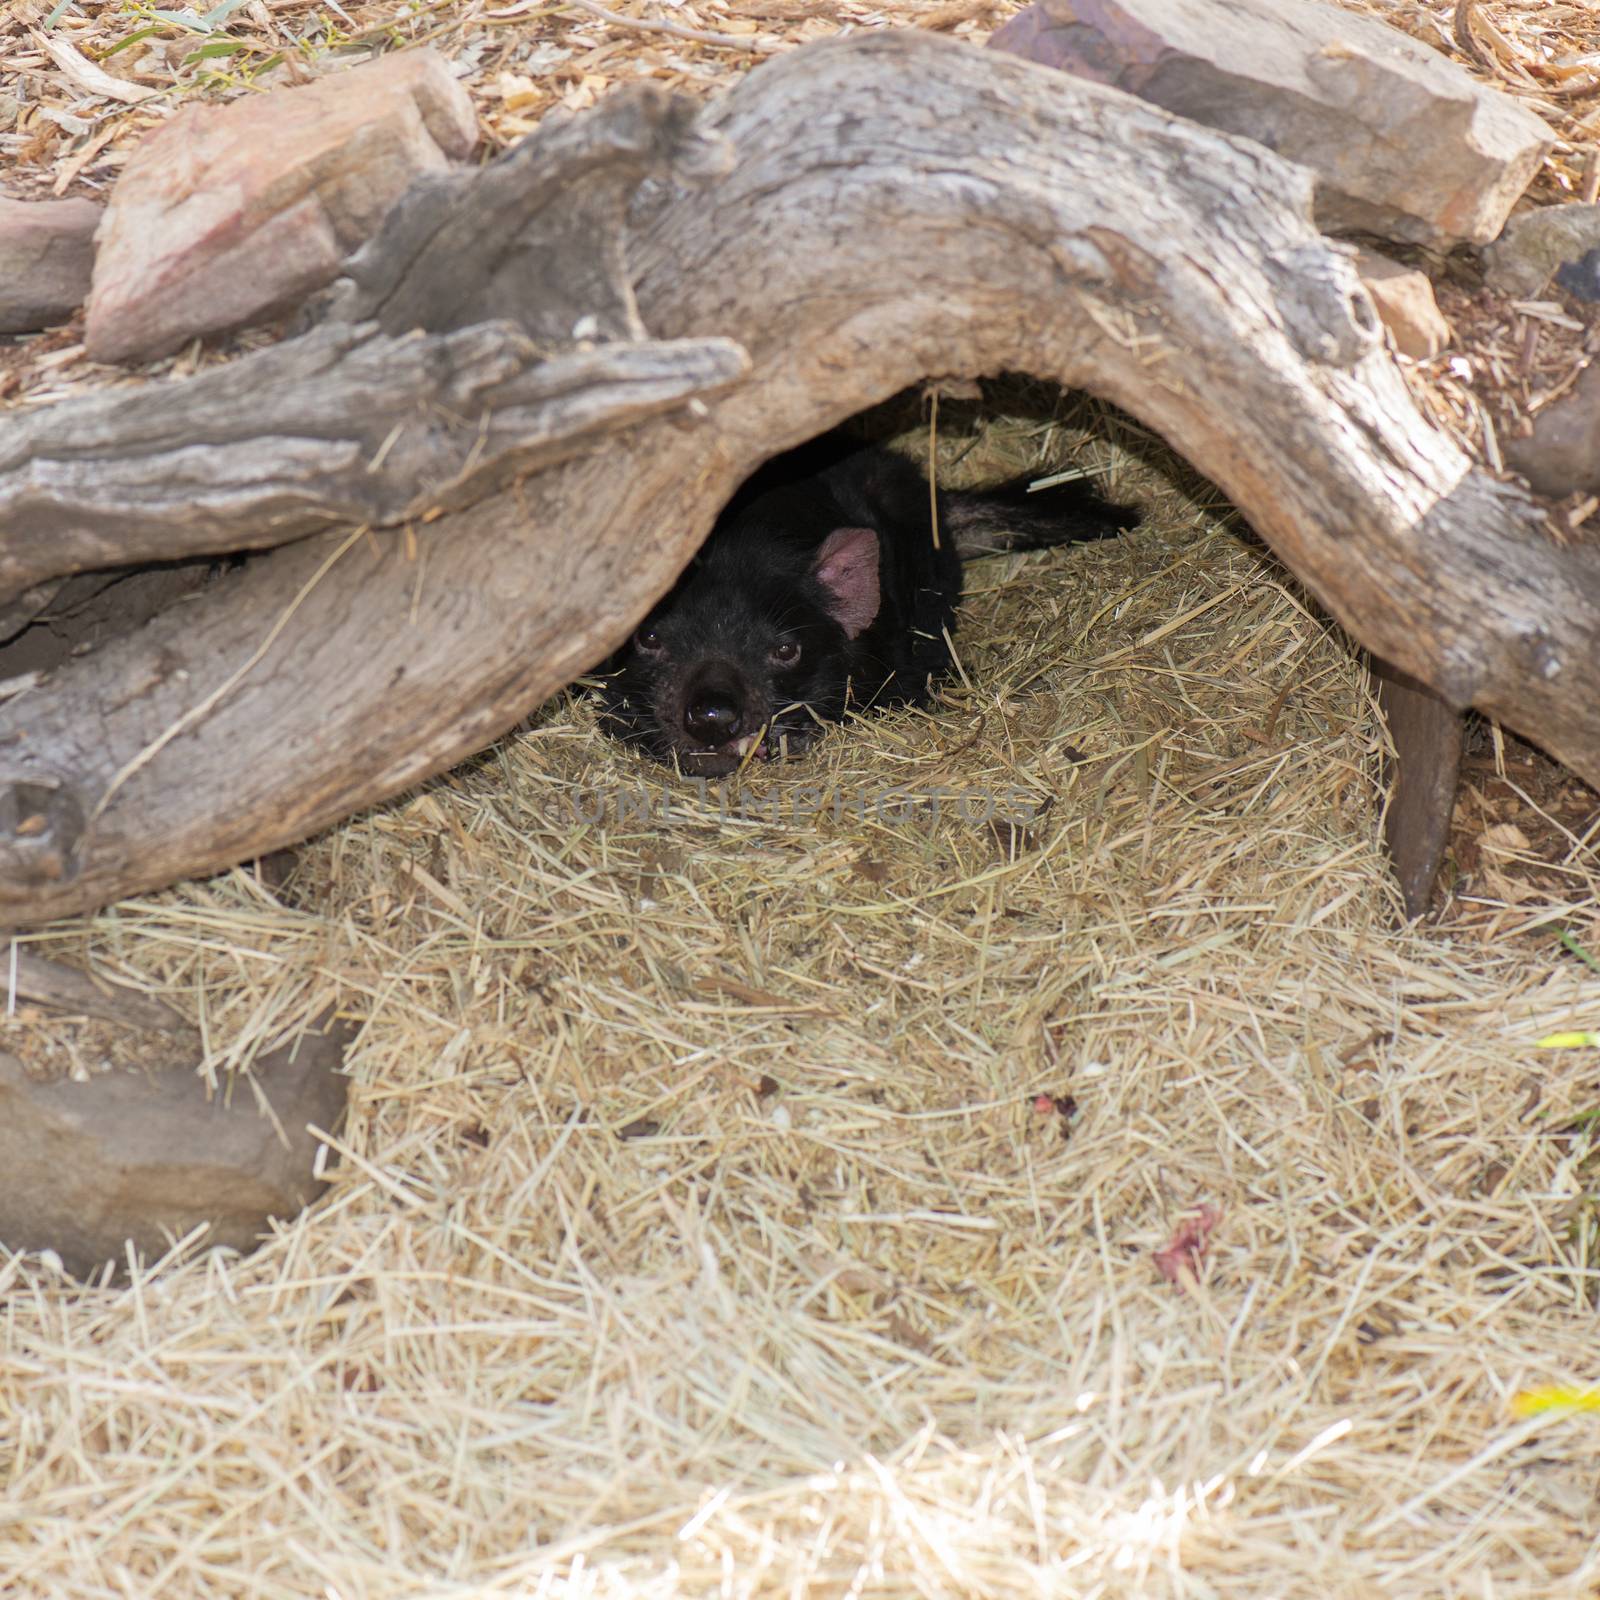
598;442;1138;776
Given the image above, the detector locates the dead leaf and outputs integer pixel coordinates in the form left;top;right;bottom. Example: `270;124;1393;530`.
1154;1203;1222;1288
33;31;158;105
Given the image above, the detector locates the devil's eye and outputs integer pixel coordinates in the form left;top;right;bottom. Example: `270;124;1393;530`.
769;640;801;667
634;625;664;655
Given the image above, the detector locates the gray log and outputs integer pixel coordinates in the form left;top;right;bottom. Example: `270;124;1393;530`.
0;325;748;603
0;80;741;606
326;80;731;340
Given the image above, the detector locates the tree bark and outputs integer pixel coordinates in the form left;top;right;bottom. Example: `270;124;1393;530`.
0;327;746;601
0;29;1594;925
0;81;738;604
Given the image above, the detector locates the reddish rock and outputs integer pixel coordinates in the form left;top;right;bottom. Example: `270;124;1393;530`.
0;195;101;333
0;1012;354;1278
1352;247;1450;360
990;0;1551;249
86;49;477;364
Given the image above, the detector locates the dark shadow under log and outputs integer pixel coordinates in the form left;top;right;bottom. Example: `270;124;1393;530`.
1374;659;1465;919
0;30;1595;926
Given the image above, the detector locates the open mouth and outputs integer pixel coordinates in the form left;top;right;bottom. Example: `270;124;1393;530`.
678;750;741;777
674;725;796;777
678;733;768;777
672;712;822;777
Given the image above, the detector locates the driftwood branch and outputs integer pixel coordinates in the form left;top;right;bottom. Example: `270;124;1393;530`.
0;80;740;604
326;79;732;339
0;327;747;602
0;30;1596;925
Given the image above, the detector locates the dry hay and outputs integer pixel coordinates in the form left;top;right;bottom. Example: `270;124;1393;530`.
3;387;1600;1596
5;0;1600;1593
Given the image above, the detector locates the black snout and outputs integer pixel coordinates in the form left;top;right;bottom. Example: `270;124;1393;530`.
684;693;742;745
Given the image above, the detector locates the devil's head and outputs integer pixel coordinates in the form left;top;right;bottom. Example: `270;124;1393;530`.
599;508;886;778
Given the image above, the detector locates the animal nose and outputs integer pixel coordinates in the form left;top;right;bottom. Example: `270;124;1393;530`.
684;695;742;745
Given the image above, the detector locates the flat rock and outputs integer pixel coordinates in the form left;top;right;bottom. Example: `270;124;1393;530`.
0;195;101;333
0;1011;353;1278
1483;203;1600;298
1352;246;1450;360
1504;361;1600;500
989;0;1551;249
86;49;477;364
1557;251;1600;303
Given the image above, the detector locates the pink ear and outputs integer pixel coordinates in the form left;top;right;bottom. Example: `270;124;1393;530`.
812;526;880;638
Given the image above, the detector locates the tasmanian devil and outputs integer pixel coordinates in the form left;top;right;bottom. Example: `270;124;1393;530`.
597;440;1139;777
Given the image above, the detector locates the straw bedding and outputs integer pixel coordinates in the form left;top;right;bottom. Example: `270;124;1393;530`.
5;0;1600;1593
3;388;1599;1596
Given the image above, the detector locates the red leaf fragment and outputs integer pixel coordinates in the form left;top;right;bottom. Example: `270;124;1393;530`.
1030;1091;1078;1140
1154;1203;1223;1288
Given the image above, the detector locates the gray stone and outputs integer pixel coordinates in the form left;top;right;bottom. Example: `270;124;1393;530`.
1352;246;1450;360
0;195;101;333
1483;203;1600;297
86;49;477;364
0;1012;353;1278
1504;362;1600;500
989;0;1551;249
1556;249;1600;304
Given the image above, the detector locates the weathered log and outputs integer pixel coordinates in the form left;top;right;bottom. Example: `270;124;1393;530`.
0;580;68;647
0;326;747;604
0;564;221;681
1;30;1597;925
0;949;192;1036
0;80;739;605
325;79;731;339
